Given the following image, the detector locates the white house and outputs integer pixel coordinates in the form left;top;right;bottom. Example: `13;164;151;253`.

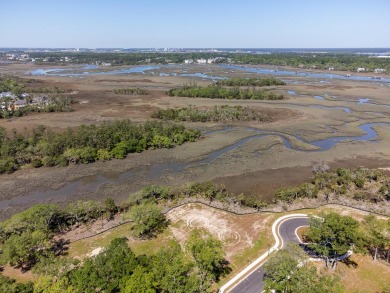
184;59;193;64
357;68;366;72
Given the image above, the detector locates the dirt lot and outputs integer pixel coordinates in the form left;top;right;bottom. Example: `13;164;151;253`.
1;62;390;219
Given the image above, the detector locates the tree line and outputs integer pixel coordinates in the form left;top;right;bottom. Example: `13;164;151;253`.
231;53;390;72
215;77;285;87
27;51;390;72
275;167;388;203
0;120;200;174
152;105;271;122
29;52;229;66
167;83;284;100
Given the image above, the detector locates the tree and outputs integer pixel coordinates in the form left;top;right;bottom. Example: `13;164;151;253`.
151;241;197;293
0;275;33;293
185;229;230;283
264;243;344;293
361;215;390;261
305;212;360;269
128;202;166;238
66;238;138;292
104;197;117;220
121;266;156;293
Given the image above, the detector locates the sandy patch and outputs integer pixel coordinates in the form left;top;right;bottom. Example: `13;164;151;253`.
166;203;272;259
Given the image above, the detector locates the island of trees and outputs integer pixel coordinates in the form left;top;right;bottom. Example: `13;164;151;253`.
152;105;271;122
167;83;284;100
0;120;200;174
215;77;285;87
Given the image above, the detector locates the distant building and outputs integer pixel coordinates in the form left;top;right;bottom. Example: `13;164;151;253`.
357;68;366;72
328;67;335;71
184;59;193;64
374;68;386;74
10;99;28;110
196;58;207;64
0;92;16;99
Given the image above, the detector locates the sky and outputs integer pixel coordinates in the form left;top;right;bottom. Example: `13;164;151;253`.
1;0;389;48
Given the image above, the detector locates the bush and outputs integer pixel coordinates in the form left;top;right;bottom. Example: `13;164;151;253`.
0;157;17;174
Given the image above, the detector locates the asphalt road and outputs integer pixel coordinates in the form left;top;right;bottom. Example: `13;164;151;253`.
230;217;309;293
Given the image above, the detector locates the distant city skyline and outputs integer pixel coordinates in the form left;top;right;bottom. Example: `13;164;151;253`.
1;0;389;48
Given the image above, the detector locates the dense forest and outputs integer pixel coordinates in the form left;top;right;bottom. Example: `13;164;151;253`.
167;83;284;100
152;105;271;122
0;120;200;174
215;77;285;87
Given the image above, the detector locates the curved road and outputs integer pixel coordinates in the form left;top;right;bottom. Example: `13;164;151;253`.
230;217;309;293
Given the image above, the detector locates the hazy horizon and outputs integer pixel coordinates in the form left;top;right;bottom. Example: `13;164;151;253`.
1;0;390;48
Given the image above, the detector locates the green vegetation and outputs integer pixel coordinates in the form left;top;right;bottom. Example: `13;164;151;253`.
186;229;231;284
0;120;200;174
264;243;344;293
0;76;25;95
152;105;271;122
128;202;167;238
114;88;149;95
216;77;285;87
128;182;268;211
305;212;360;269
167;83;284;100
0;275;33;293
11;234;228;292
360;215;390;263
275;167;387;203
231;53;390;72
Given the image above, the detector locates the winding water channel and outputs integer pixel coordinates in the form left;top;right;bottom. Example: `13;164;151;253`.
1;122;389;210
220;64;390;83
31;64;390;85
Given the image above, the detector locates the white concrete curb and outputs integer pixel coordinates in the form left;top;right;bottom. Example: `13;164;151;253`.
219;213;308;293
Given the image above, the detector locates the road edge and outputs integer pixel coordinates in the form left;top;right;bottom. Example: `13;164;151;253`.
219;213;308;293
